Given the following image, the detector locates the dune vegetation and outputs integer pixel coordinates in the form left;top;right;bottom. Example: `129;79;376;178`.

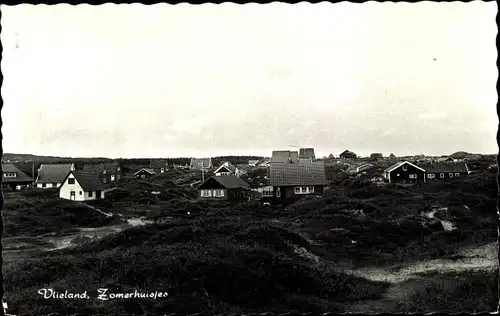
2;158;498;314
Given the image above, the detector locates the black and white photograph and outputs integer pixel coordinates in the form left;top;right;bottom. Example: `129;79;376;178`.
0;2;498;314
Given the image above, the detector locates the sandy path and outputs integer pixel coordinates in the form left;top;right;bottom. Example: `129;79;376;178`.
3;217;154;260
336;242;498;313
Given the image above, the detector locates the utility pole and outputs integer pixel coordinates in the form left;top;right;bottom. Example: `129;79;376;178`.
201;166;205;183
31;159;36;187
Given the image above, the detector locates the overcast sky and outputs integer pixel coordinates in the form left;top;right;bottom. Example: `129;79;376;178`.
1;2;497;158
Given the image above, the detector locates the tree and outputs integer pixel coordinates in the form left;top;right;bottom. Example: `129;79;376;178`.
328;154;334;159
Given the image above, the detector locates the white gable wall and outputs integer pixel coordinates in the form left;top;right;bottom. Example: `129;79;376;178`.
59;174;102;201
59;174;85;201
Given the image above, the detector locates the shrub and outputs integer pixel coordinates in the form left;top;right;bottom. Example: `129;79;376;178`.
20;188;59;199
396;271;498;313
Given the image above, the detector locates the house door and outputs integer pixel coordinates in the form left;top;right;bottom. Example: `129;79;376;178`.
96;191;101;199
70;191;76;201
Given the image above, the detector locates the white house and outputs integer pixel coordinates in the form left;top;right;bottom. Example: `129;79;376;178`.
189;158;213;170
248;159;260;166
36;163;75;189
356;163;374;174
214;161;243;177
58;170;114;201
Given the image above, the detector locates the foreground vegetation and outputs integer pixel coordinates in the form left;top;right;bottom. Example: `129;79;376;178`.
396;270;498;313
3;188;121;238
3;159;498;314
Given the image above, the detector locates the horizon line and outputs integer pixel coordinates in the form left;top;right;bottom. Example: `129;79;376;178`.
1;150;494;161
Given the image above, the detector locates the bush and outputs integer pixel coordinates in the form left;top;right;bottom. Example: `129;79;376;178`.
20;188;58;199
396;271;498;313
3;197;120;237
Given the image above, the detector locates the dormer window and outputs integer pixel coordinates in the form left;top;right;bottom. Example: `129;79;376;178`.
3;172;17;178
103;169;107;174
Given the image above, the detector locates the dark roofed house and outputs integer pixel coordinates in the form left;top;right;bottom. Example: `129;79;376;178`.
58;170;115;201
418;162;470;181
198;175;251;201
1;163;34;190
150;159;169;173
134;168;157;179
271;150;299;163
383;161;426;184
370;153;383;161
299;148;316;161
340;150;357;159
82;162;122;183
36;163;75;189
190;158;213;170
268;162;327;200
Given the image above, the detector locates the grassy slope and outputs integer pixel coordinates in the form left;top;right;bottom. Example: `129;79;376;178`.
3;189;121;238
3;166;497;314
396;271;498;313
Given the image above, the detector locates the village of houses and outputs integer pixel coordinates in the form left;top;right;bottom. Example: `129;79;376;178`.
1;148;485;205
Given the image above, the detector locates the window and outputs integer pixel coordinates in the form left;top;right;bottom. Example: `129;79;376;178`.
294;186;315;194
117;167;121;171
276;188;281;197
455;173;459;177
449;173;453;178
111;175;115;181
89;191;93;197
117;174;121;180
52;183;57;187
262;189;273;197
214;189;224;197
3;173;16;178
198;162;204;167
402;165;407;171
79;191;83;195
103;169;107;174
427;174;435;179
201;190;213;197
440;173;445;178
409;174;417;179
161;168;165;173
68;178;75;184
396;174;400;177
